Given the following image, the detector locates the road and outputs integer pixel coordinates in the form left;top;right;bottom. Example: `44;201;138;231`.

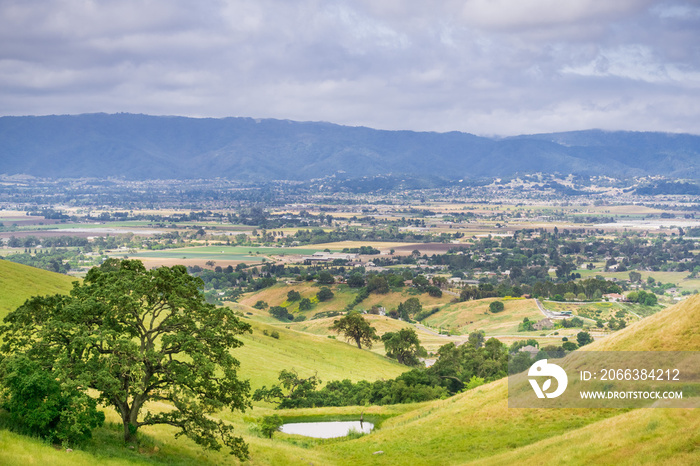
534;298;558;319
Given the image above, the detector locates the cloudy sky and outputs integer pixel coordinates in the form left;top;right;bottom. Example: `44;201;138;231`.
1;0;699;135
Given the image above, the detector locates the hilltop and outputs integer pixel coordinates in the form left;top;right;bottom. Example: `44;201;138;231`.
2;114;700;180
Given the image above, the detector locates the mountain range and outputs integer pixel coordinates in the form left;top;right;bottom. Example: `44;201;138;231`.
1;113;699;180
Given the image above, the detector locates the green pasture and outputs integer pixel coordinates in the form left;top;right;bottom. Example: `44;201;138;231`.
127;245;324;261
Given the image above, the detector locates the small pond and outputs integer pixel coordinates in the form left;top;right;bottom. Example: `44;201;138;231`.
279;420;374;438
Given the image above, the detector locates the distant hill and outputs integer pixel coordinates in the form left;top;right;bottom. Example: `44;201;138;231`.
1;113;700;180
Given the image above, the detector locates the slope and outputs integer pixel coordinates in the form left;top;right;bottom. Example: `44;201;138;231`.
319;295;700;465
236;319;408;390
0;259;76;319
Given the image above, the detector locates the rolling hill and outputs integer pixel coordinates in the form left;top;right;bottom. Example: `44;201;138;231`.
0;259;76;319
2;113;700;180
319;295;700;465
0;264;697;465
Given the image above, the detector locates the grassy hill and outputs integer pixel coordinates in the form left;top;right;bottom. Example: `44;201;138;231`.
422;297;543;336
1;268;698;465
581;295;700;351
236;320;408;390
239;283;450;320
318;295;700;465
0;259;76;319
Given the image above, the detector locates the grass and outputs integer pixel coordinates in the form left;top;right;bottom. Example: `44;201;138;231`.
127;245;325;262
1;265;699;465
234;320;408;391
317;296;700;465
0;260;76;319
582;295;700;351
239;283;451;320
423;298;543;336
475;406;700;465
543;301;654;323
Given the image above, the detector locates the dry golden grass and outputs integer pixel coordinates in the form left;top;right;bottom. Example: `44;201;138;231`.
424;298;544;335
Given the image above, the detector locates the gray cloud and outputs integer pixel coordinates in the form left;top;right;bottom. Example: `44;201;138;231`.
0;0;698;135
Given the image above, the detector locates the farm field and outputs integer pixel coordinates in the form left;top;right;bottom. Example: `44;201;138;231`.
122;245;329;268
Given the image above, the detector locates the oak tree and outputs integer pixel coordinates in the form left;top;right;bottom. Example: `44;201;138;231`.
0;259;252;459
329;311;379;349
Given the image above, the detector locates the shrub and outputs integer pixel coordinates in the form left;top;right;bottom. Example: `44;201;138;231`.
269;306;294;321
0;355;105;445
489;301;505;313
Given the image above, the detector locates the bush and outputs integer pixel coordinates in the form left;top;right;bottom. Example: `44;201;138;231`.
0;355;105;445
316;287;334;302
269;306;294;321
489;301;505;313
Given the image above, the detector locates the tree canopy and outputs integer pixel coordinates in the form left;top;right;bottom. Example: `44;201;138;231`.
0;259;252;459
489;301;505;313
381;328;426;366
329;311;379;349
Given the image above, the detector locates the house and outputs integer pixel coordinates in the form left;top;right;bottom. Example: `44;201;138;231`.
603;293;625;302
533;318;553;331
518;345;540;358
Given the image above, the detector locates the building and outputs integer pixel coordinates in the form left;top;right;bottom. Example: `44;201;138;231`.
603;293;625;302
301;252;357;262
519;345;540;358
533;318;553;331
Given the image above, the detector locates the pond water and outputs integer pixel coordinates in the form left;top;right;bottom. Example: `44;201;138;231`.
279;420;374;438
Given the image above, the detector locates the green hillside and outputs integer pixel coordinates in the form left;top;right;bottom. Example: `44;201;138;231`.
236;320;408;390
0;260;76;319
0;269;698;465
319;295;700;465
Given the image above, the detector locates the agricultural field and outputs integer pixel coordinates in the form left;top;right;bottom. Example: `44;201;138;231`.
123;245;326;268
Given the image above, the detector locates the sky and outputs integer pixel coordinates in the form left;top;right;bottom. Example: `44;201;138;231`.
1;0;699;136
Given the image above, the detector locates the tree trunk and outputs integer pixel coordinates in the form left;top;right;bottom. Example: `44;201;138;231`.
123;419;135;443
122;402;142;443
